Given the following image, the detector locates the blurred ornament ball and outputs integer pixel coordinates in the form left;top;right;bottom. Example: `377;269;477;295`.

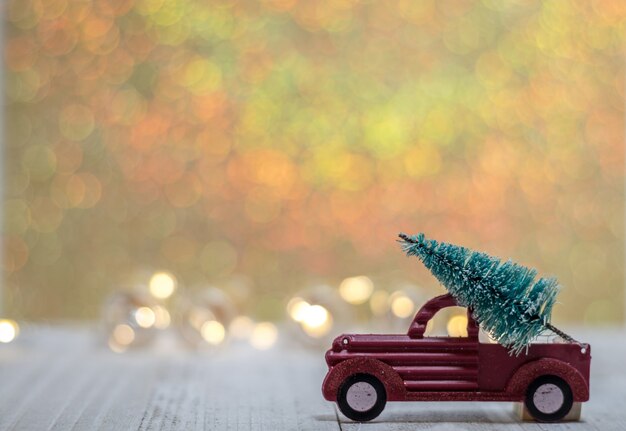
177;287;236;350
101;289;171;352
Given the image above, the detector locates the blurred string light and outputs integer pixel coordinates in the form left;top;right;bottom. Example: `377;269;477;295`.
287;297;333;338
301;304;333;338
286;297;311;323
389;290;416;319
249;322;278;350
200;320;226;345
152;305;171;329
149;272;177;300
3;0;624;325
368;285;425;333
285;282;439;346
447;314;469;337
0;319;19;343
103;275;279;351
285;285;352;346
134;306;156;329
110;323;136;352
339;276;374;305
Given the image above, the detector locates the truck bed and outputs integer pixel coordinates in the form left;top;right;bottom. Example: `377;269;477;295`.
478;342;591;392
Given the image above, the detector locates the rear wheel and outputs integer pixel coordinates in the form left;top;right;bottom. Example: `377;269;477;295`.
525;375;573;422
337;373;386;422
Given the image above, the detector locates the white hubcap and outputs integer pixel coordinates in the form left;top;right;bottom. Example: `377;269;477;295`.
533;383;565;414
346;382;377;412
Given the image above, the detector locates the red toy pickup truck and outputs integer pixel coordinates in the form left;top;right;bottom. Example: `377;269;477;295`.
322;294;591;422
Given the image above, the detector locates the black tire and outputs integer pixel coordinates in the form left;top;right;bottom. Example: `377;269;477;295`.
337;373;387;422
525;375;573;422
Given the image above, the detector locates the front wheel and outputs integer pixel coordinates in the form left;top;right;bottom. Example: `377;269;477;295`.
525;375;573;422
337;373;387;422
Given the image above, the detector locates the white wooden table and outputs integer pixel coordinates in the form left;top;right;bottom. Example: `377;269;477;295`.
0;326;624;430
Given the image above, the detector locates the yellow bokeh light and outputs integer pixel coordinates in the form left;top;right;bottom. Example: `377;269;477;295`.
287;297;311;322
134;306;156;328
153;305;171;329
0;319;19;343
447;315;468;337
200;320;225;345
390;293;415;318
149;271;176;299
369;290;389;316
302;320;333;338
301;305;333;338
301;304;329;328
339;276;374;305
250;322;278;350
229;315;255;340
112;324;135;346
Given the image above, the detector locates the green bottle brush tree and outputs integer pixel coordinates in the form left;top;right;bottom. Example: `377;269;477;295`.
398;232;580;354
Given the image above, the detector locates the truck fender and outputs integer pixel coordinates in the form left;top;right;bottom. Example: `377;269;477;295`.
322;358;405;402
505;358;589;401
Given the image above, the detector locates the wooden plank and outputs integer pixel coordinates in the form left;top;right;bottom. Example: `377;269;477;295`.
0;326;624;430
0;328;340;431
339;401;535;431
0;328;93;431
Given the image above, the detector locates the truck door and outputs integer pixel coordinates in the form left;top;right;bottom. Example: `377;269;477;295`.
400;294;480;392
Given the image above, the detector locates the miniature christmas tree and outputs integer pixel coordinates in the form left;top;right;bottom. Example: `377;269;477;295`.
399;232;576;354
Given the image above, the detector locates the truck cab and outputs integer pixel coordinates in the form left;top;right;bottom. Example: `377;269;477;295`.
322;294;591;422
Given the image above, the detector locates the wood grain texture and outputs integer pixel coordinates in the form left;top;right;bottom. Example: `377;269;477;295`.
0;327;624;430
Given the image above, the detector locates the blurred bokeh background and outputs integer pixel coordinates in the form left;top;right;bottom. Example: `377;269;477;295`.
2;0;624;336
